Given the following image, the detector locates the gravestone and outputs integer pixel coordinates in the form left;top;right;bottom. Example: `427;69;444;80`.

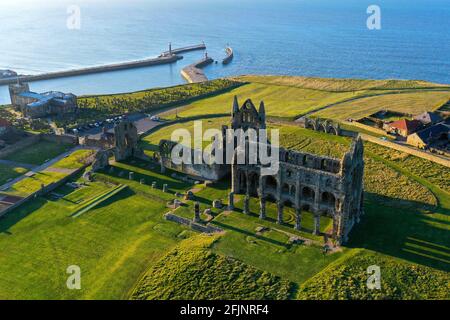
193;201;201;223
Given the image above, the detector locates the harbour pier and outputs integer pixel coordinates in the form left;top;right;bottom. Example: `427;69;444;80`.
160;43;206;56
222;46;234;65
180;55;214;83
0;43;207;86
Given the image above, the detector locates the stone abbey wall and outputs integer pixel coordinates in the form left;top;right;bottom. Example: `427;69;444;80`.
158;97;365;244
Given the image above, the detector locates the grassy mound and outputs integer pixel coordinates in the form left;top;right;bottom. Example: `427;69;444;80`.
297;250;450;300
131;235;293;300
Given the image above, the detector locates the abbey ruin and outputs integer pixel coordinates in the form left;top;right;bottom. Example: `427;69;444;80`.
159;97;365;244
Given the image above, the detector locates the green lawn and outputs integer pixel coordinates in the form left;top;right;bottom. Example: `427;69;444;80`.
154;75;450;122
0;76;448;300
0;163;194;299
3;149;94;197
1;140;72;165
159;83;357;120
235;75;450;91
131;235;293;300
313;91;450;121
0;164;28;185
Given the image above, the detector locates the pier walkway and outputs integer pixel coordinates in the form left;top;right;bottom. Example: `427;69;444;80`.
181;57;214;83
0;44;207;86
222;47;234;65
160;43;206;56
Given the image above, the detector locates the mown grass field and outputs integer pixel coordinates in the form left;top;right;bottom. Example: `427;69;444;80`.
0;76;448;300
160;82;358;120
156;75;450;121
3;149;94;197
0;162;193;299
0;140;72;166
0;164;27;185
313;91;450;121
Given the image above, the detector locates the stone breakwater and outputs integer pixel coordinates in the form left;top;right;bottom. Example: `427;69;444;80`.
160;43;206;56
0;44;208;85
0;55;182;85
222;47;234;65
181;57;214;83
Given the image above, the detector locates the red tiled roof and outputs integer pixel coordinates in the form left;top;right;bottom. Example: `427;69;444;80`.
389;119;422;133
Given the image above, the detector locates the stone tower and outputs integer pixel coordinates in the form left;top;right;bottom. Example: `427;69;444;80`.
8;81;30;107
113;120;143;161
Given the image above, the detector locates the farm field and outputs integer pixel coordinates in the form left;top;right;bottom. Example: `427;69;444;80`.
154;75;450;121
312;91;450;121
160;82;359;120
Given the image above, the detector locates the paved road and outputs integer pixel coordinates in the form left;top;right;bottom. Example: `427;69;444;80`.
0;146;99;192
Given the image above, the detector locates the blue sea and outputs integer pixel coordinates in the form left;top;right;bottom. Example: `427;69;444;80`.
0;0;449;104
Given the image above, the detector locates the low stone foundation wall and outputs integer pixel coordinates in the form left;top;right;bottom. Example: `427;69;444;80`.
164;212;223;233
0;163;89;218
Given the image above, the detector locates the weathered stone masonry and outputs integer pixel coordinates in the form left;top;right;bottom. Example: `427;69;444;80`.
159;97;364;244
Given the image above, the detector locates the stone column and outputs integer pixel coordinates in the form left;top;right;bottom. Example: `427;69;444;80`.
277;202;283;224
332;216;339;240
228;192;234;210
162;184;168;193
193;201;200;223
313;215;320;235
295;207;301;231
243;194;250;215
259;198;266;220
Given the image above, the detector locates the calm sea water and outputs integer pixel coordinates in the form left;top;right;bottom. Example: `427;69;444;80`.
0;0;449;104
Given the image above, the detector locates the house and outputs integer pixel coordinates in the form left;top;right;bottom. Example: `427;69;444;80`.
9;83;77;118
384;119;422;137
406;124;449;149
413;112;443;125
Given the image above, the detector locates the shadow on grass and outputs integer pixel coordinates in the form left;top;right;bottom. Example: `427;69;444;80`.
347;192;450;272
85;187;136;212
212;220;290;249
0;197;47;234
103;160;193;192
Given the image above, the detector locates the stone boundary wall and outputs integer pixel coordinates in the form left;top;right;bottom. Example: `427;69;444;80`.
40;133;78;145
345;121;394;137
164;212;223;233
0;133;78;159
0;163;89;218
